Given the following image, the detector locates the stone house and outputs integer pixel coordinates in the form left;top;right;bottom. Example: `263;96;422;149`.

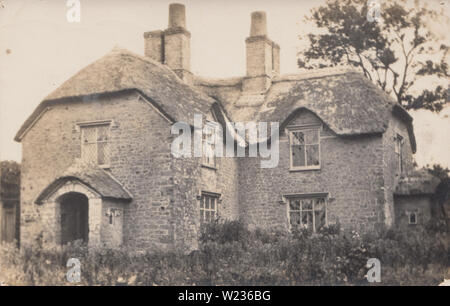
15;4;440;250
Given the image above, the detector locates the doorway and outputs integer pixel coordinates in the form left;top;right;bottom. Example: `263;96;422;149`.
60;192;89;244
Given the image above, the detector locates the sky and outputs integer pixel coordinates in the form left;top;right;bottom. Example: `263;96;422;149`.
0;0;449;168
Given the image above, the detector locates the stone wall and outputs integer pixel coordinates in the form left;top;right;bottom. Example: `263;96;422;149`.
237;109;386;233
20;92;179;250
101;199;125;248
394;195;432;228
382;113;415;226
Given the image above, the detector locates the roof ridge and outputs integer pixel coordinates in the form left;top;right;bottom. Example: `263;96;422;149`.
108;47;184;82
193;66;359;88
273;66;359;83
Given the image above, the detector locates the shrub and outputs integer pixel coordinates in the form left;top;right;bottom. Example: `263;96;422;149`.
0;221;448;286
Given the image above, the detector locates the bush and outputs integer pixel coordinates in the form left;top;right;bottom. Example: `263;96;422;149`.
0;220;448;286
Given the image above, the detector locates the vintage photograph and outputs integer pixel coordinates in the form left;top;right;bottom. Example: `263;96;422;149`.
0;0;449;289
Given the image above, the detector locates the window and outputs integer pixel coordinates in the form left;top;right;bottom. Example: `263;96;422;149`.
408;211;418;225
202;121;217;168
289;127;320;170
199;192;220;223
395;134;404;175
287;195;327;232
80;123;110;167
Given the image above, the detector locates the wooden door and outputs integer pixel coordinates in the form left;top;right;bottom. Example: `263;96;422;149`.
1;205;16;243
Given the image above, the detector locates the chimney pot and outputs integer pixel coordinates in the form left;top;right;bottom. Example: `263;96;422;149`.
250;11;267;37
169;3;186;29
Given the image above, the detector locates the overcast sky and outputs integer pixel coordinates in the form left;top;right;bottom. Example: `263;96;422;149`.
0;0;449;168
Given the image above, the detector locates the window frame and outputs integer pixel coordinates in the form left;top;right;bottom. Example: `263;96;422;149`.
199;191;220;223
407;210;418;225
287;125;322;171
395;133;404;175
284;193;328;232
78;120;112;168
201;121;217;170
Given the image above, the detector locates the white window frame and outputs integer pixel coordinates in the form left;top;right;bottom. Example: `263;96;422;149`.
201;121;217;169
288;125;321;171
285;193;328;232
395;133;404;175
78;120;112;168
199;191;220;223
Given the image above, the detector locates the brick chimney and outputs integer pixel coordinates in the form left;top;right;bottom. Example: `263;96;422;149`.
243;11;280;93
144;3;192;84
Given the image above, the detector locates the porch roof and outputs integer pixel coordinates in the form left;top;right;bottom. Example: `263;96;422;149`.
35;161;132;204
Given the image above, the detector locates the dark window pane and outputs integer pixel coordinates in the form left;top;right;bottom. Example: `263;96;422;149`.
205;197;210;209
306;145;319;166
315;210;326;231
83;126;96;143
302;199;313;210
97;125;109;141
292;131;305;145
305;129;318;144
83;143;96;163
289;199;300;211
292;145;305;167
306;211;313;230
97;142;108;165
290;212;300;227
315;198;325;211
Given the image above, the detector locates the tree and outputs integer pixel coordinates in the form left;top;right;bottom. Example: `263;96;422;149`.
427;164;449;181
298;0;449;112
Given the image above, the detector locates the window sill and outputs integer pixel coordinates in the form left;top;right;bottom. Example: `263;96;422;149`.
289;166;321;172
201;164;217;171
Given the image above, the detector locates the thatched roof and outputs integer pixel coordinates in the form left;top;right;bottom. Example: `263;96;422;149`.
15;48;416;152
35;160;132;204
15;47;215;141
395;169;440;196
195;68;416;152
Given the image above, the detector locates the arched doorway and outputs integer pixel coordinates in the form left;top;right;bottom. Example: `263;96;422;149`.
59;192;89;244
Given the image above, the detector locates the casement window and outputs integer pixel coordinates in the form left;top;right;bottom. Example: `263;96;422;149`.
289;126;320;170
202;121;217;169
199;192;220;223
395;134;404;175
407;210;418;225
80;123;110;167
287;195;327;232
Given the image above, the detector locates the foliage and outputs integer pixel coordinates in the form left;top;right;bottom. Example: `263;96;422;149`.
0;220;448;286
297;0;449;112
427;164;450;181
0;160;20;201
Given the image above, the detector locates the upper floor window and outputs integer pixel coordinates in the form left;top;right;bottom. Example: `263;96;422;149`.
395;133;404;175
80;123;110;167
287;195;327;232
202;121;217;169
199;192;220;223
289;126;320;170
